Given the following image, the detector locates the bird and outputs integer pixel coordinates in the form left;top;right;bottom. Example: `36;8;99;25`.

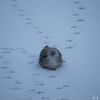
39;45;63;70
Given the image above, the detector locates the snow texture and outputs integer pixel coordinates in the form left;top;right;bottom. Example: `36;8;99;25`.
0;0;100;100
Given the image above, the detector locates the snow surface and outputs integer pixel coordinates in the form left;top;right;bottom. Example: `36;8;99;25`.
0;0;100;100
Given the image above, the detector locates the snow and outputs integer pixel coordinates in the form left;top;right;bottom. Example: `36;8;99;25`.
0;0;100;100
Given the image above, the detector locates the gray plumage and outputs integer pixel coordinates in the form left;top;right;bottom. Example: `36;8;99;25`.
39;45;63;70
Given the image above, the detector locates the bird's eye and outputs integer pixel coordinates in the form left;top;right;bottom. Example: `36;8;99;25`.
51;51;55;56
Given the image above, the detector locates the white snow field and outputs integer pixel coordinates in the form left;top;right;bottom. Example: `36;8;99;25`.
0;0;100;100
